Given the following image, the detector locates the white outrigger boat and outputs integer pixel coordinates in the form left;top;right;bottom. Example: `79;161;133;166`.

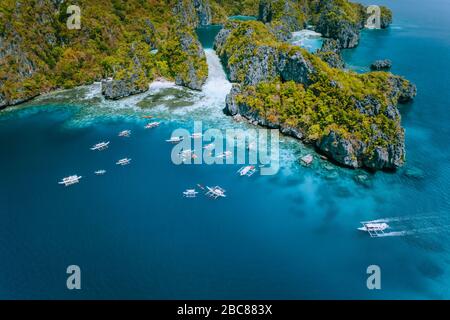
95;170;106;175
118;130;131;137
183;189;199;198
166;136;184;143
191;133;202;139
58;175;82;187
238;165;257;177
90;141;110;151
205;186;226;199
216;151;232;159
145;121;161;129
116;158;132;166
358;221;390;237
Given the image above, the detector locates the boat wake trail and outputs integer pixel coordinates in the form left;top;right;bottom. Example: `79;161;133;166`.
362;212;450;238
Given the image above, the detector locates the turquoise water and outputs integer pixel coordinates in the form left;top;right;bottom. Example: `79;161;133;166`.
1;0;450;299
228;15;257;21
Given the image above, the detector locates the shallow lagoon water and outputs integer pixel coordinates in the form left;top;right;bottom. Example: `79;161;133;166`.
1;0;450;299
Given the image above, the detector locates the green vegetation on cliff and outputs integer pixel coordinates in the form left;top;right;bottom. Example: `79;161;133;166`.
0;0;395;106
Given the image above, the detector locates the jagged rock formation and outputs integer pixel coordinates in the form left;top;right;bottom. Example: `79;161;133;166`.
315;38;345;69
226;75;415;170
101;42;153;100
0;0;398;109
379;6;393;29
315;0;363;49
143;19;158;50
388;75;417;104
0;3;58;108
370;59;392;71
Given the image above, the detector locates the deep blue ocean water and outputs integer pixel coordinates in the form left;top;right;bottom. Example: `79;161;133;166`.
0;0;450;299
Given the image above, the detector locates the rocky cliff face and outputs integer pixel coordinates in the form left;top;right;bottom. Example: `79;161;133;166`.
0;5;55;109
258;0;304;32
315;38;345;69
379;6;393;29
174;31;208;90
101;41;153;100
101;76;148;100
0;0;211;108
370;59;392;71
316;4;361;49
388;75;417;104
194;0;213;25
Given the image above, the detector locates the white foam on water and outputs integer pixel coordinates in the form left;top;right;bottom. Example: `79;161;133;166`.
290;30;323;53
